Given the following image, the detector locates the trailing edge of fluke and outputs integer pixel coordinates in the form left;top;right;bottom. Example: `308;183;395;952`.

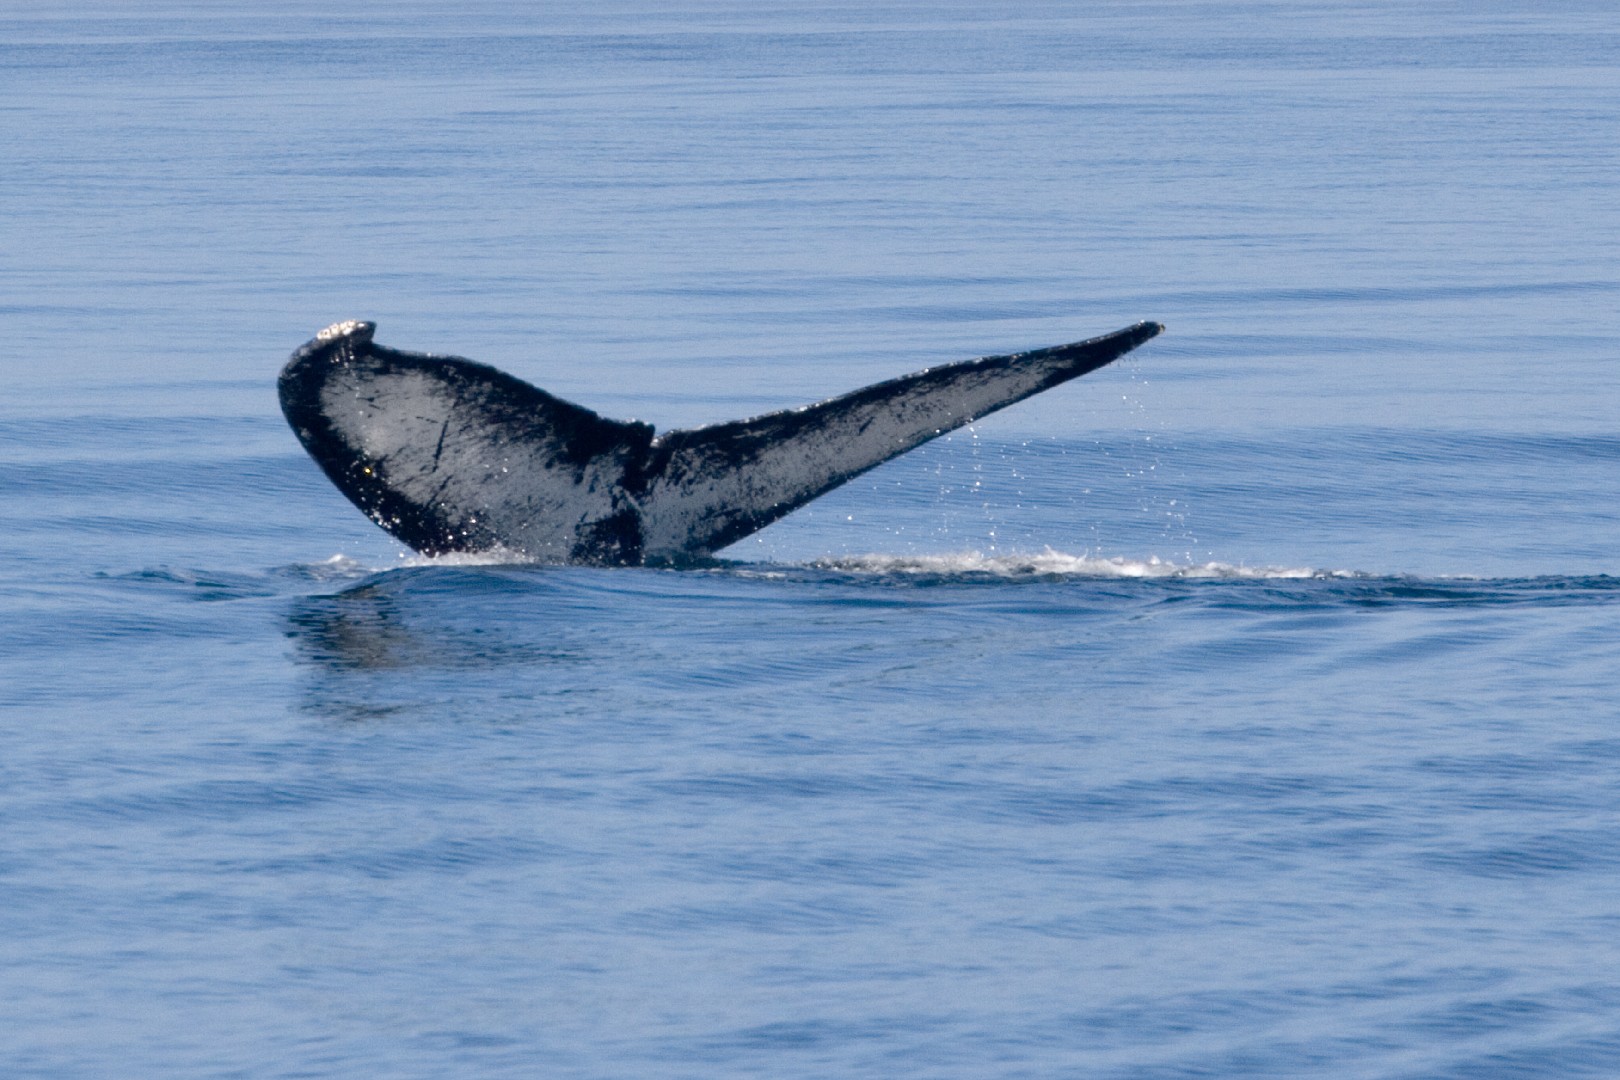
278;319;1165;565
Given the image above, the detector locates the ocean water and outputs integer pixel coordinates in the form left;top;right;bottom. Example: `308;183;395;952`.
4;2;1619;1076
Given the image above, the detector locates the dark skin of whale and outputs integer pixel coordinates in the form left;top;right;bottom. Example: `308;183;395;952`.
279;320;1165;565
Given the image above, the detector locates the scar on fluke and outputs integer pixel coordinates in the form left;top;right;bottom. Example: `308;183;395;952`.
279;319;1164;565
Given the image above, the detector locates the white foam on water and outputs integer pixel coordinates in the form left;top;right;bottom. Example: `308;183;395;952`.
809;549;1358;580
396;546;535;568
291;548;537;577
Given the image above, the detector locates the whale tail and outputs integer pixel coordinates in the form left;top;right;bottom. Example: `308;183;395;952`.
279;320;1164;565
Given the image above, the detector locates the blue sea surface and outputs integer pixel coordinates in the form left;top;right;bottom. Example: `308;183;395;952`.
4;3;1619;1077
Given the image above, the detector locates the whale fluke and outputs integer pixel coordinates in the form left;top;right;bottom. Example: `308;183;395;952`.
278;319;1164;565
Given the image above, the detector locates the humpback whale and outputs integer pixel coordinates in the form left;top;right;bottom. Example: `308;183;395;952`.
279;319;1164;565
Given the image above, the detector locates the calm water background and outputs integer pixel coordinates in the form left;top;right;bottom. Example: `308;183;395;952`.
4;2;1619;1076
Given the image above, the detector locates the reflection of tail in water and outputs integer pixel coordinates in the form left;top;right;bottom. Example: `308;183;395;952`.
284;565;588;683
286;582;421;672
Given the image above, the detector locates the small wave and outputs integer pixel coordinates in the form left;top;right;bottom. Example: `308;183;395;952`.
289;547;1357;583
275;550;1617;611
808;550;1357;581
